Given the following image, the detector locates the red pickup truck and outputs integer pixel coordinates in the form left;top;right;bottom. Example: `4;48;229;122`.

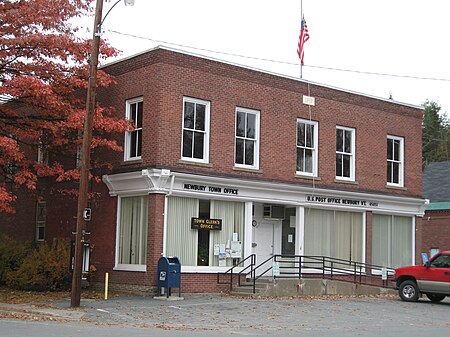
393;251;450;302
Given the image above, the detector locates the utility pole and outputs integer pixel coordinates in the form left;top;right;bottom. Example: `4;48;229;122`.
71;0;104;308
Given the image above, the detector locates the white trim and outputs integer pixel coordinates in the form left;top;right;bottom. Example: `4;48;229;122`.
124;97;143;161
296;118;318;177
103;169;428;217
114;264;147;272
181;96;210;164
336;125;356;181
387;135;404;187
234;107;260;170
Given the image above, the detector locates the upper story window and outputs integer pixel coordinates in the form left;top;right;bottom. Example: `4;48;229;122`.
296;119;318;176
181;97;210;163
235;107;260;169
36;201;46;242
387;135;404;187
124;97;143;161
336;126;355;181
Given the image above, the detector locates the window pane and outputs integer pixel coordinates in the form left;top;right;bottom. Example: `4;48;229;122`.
336;129;343;151
130;131;137;158
236;111;245;137
344;130;352;153
297;148;305;171
297;123;305;147
245;140;254;166
184;101;194;129
182;130;193;157
305;124;313;148
387;138;393;160
343;154;351;177
136;102;143;128
393;140;400;161
136;129;142;157
193;132;204;159
246;113;256;139
336;154;343;176
387;162;393;183
305;149;313;173
235;138;244;164
393;162;399;183
195;104;205;131
130;103;137;125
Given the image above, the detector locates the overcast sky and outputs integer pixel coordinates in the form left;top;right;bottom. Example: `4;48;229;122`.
80;0;450;116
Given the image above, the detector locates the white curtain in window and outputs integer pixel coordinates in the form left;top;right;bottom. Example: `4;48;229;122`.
304;208;333;257
166;196;198;266
305;209;362;264
372;214;412;268
210;200;245;266
392;216;412;267
118;196;148;265
372;214;390;266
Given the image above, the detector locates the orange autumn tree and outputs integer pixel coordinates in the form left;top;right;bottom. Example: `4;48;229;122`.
0;0;127;213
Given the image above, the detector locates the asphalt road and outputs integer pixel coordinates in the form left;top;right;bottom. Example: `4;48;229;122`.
1;294;449;336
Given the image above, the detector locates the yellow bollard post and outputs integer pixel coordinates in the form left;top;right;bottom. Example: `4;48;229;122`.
104;272;109;300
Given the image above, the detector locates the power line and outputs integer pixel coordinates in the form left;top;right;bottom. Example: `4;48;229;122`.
108;29;450;83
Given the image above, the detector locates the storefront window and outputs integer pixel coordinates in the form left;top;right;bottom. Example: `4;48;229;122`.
304;209;363;262
116;196;148;270
372;214;412;268
166;196;245;267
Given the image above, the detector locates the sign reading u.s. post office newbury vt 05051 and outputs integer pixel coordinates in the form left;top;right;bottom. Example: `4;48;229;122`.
191;218;222;230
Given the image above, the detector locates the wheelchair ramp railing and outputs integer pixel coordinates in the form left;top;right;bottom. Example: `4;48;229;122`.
218;254;395;294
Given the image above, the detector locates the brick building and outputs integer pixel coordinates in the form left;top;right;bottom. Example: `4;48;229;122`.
1;47;428;293
422;161;450;257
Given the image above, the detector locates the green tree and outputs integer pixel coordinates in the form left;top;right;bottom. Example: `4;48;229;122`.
422;100;450;169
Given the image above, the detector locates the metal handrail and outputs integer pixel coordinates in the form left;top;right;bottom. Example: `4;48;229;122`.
218;254;396;294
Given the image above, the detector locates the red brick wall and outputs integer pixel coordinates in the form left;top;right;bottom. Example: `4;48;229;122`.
421;210;450;256
102;48;423;198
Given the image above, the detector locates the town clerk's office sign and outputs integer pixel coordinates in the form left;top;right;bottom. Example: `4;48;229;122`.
306;195;379;208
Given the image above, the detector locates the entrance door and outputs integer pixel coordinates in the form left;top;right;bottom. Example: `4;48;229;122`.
282;208;296;255
253;222;281;276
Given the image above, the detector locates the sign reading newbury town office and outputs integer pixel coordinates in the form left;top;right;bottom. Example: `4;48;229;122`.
191;218;222;230
184;183;238;195
306;195;379;207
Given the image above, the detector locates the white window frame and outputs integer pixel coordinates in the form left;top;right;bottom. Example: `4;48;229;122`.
336;126;355;181
296;119;318;177
124;97;143;161
114;195;148;272
387;135;404;187
234;107;260;170
181;97;210;163
36;201;46;242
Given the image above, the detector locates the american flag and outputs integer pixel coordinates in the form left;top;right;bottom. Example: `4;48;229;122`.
297;16;310;65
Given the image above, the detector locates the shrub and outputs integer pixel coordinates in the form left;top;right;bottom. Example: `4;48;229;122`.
6;238;72;291
0;235;33;285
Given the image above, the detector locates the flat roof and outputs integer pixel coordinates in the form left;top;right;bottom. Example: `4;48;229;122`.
102;45;423;111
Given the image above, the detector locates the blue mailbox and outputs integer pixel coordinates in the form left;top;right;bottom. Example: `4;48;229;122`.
157;256;181;297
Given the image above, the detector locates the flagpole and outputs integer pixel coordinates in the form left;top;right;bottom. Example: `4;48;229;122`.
300;0;303;79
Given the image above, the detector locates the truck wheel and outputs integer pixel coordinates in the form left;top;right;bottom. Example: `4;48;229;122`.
426;294;445;302
399;280;419;302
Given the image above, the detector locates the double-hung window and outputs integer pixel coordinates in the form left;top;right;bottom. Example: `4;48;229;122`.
296;119;318;176
235;107;260;169
336;126;355;181
387;135;404;187
181;97;210;163
124;97;143;161
116;196;148;271
36;201;46;242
